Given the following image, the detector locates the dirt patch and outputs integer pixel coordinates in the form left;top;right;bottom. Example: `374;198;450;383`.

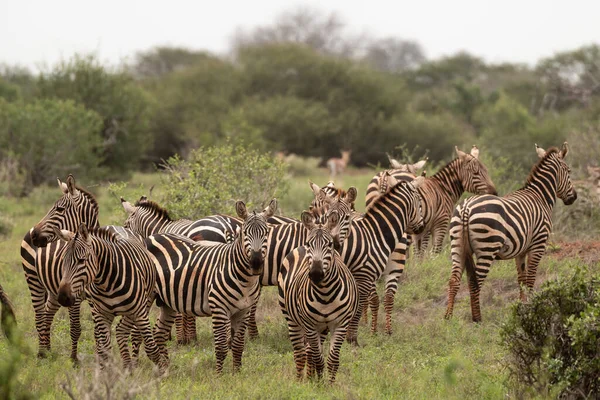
547;240;600;265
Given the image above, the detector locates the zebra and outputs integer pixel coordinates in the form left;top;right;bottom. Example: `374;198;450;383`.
246;188;357;339
21;174;100;361
1;282;17;338
148;200;277;374
278;210;358;383
53;225;167;372
121;196;242;344
411;146;497;258
444;143;577;322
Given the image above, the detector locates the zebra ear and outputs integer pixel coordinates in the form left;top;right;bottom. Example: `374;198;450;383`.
411;176;426;189
560;142;569;159
120;197;136;214
301;211;316;231
53;226;75;242
66;175;80;197
77;223;90;242
535;143;546;158
470;145;480;159
309;181;321;196
235;201;248;220
345;187;358;204
455;146;468;161
263;199;277;218
326;210;340;230
387;153;403;169
411;158;428;171
319;189;334;204
57;178;69;194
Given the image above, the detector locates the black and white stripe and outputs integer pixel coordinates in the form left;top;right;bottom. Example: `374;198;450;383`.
445;143;577;322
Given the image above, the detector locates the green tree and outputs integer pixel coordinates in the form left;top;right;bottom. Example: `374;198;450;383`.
131;46;215;79
37;54;154;174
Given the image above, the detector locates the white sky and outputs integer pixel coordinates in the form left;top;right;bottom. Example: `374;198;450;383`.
2;0;599;71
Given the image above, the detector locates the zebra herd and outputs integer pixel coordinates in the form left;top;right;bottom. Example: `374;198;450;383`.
3;142;576;384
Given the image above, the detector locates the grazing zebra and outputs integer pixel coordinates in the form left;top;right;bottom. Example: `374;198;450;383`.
411;146;497;258
149;200;276;374
327;150;352;179
1;282;16;338
278;210;358;383
21;175;99;361
445;143;577;322
54;225;167;372
121;196;242;344
246;188;357;339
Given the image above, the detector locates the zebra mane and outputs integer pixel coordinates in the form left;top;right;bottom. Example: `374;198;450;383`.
133;200;173;221
81;226;118;242
365;180;410;213
524;147;560;187
76;186;99;213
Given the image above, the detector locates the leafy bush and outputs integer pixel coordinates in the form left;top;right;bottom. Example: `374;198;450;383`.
161;142;288;219
501;268;600;398
0;98;104;196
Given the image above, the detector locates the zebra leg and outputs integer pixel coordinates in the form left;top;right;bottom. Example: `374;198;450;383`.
285;317;306;380
368;285;379;333
346;280;370;346
115;316;135;370
67;299;83;364
468;258;493;323
40;295;61;358
153;306;178;360
130;327;143;368
524;249;545;301
382;239;407;335
135;313;168;375
183;314;197;344
360;283;375;325
445;238;466;320
211;309;231;374
515;255;527;302
306;331;324;380
91;310;115;368
431;223;448;254
327;325;348;384
174;313;186;345
231;310;250;373
26;274;49;358
247;285;262;340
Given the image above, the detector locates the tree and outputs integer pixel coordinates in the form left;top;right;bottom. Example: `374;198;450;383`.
37;54;154;174
363;37;426;73
131;47;214;79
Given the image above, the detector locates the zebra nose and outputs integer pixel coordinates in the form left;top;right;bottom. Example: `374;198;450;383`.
249;251;264;274
309;262;324;285
58;282;75;307
31;228;48;247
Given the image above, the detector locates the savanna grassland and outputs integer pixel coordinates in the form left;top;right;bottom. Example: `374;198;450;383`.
0;169;597;400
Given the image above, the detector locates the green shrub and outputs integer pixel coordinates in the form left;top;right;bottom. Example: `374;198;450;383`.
0;98;104;196
501;268;600;398
161;142;288;219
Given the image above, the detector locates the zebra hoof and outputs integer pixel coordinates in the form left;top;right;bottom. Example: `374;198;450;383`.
37;349;50;359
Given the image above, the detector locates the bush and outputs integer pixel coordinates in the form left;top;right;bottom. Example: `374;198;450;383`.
161;142;288;219
501;268;600;398
0;98;104;196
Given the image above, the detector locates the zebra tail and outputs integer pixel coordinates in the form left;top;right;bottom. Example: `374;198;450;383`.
460;205;479;292
0;283;17;337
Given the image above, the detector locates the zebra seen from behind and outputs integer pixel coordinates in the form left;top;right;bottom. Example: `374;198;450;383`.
54;225;167;372
445;143;577;322
21;174;99;361
121;196;241;344
278;210;358;383
148;200;276;374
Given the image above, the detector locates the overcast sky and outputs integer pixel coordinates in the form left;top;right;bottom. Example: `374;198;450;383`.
2;0;599;71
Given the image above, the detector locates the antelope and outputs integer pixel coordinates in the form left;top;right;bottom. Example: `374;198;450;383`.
327;150;351;179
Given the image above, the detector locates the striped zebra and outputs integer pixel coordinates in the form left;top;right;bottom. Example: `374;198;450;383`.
444;143;577;322
21;175;100;361
1;282;17;338
148;200;276;373
54;224;167;372
278;210;358;383
246;188;357;339
411;146;497;258
121;196;241;344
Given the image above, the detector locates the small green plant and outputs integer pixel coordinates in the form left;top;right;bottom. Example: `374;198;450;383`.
161;141;288;219
501;267;600;398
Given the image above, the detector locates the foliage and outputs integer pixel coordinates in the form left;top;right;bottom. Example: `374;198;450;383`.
131;46;214;79
36;54;154;174
501;268;600;398
0;98;104;196
160;142;288;219
0;78;21;102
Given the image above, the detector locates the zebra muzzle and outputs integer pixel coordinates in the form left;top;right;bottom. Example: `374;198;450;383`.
249;251;264;275
30;228;49;247
58;282;76;307
564;190;577;205
309;262;324;285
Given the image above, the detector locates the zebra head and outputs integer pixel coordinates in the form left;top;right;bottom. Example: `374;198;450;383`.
387;154;428;175
55;224;98;308
324;187;357;252
404;176;426;235
455;146;498;196
236;199;277;275
301;211;339;286
536;143;578;205
31;175;99;247
121;196;171;237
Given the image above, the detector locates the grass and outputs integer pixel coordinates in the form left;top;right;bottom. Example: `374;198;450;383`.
0;167;597;399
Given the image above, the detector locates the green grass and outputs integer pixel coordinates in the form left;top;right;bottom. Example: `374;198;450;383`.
0;169;596;399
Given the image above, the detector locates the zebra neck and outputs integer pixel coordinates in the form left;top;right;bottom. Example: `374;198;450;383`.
89;237;112;287
230;238;255;284
429;159;464;203
521;167;558;209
